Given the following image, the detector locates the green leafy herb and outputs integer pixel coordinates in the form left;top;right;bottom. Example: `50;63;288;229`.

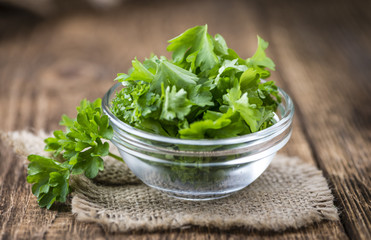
27;155;70;209
160;85;192;121
113;25;281;139
167;24;219;72
27;25;281;209
27;99;122;209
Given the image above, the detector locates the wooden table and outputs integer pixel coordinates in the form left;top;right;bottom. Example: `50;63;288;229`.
0;0;370;239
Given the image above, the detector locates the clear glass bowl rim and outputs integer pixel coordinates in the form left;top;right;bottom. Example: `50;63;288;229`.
102;82;294;146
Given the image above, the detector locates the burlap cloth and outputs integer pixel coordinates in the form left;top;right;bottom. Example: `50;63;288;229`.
1;131;339;232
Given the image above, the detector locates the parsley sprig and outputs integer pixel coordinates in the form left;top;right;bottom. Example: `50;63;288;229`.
27;99;123;208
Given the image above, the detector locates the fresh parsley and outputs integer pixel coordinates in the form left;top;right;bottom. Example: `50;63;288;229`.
27;25;281;208
111;25;280;139
27;99;122;209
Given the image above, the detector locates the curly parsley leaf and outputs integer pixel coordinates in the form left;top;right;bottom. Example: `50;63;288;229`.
44;98;112;179
28;98;120;209
27;155;70;209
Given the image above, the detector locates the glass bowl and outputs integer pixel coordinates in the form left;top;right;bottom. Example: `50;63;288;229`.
102;83;294;201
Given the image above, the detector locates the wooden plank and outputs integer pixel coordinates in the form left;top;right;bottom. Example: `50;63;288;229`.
247;0;371;239
0;0;368;239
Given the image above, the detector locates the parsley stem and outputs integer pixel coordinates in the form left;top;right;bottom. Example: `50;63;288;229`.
108;152;124;162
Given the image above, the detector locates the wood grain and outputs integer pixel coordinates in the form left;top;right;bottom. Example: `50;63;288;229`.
249;1;371;239
0;0;369;239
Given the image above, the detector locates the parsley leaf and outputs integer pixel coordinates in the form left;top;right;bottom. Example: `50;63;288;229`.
160;85;192;121
45;99;112;179
188;81;214;107
151;60;199;93
123;58;155;83
28;98;122;209
167;24;219;72
246;36;276;71
178;109;233;139
112;25;281;139
27;155;70;209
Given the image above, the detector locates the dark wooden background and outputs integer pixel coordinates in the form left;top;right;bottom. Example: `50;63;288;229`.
0;0;370;239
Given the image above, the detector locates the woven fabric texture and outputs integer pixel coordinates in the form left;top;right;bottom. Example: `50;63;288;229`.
2;131;339;232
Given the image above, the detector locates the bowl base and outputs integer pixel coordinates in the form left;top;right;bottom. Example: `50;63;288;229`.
165;192;233;201
146;183;242;201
